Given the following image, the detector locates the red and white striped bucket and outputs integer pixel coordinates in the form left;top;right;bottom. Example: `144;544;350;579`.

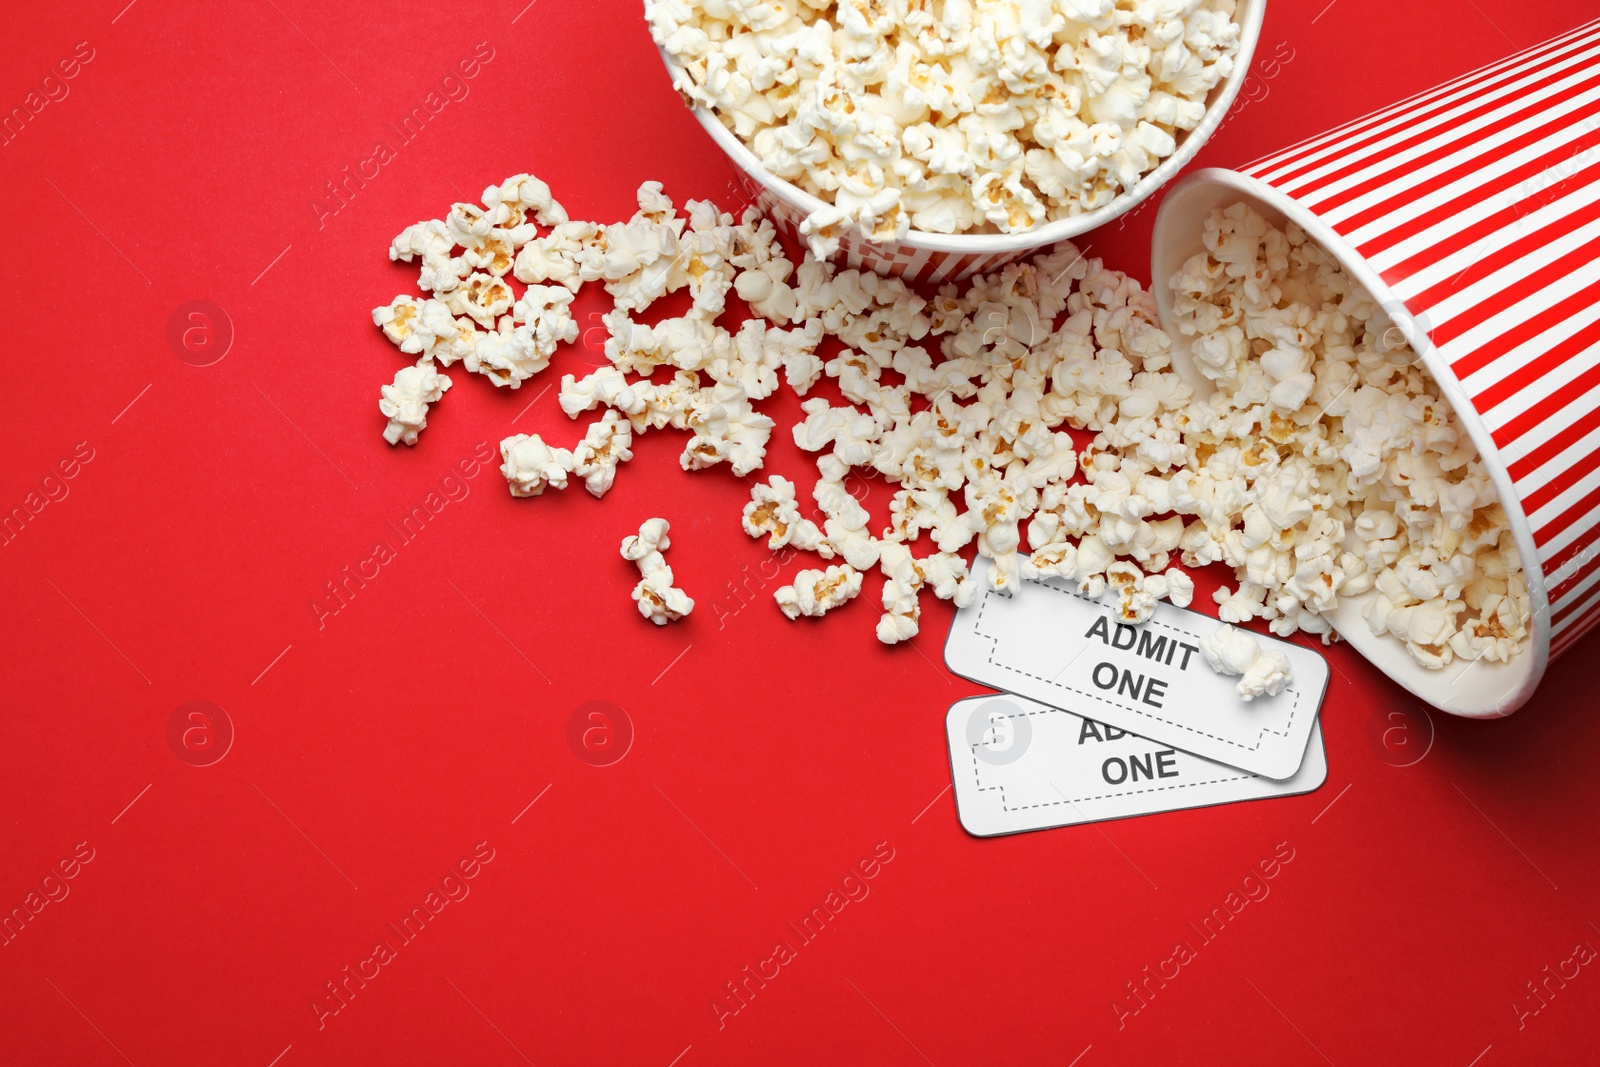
1152;18;1600;717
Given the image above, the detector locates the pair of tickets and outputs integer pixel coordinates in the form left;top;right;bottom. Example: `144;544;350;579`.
943;560;1329;837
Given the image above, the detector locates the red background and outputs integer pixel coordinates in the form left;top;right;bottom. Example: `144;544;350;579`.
3;1;1598;1064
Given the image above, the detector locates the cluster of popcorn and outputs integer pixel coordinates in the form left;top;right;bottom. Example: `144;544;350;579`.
1167;204;1530;670
648;0;1242;253
1200;623;1290;700
369;174;1528;670
622;518;696;624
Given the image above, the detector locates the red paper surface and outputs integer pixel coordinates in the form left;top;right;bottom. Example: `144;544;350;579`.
3;2;1599;1064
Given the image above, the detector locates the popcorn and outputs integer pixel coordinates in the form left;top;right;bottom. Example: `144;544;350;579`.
648;0;1241;252
561;366;644;420
1169;203;1529;669
888;487;974;554
681;383;775;477
513;221;599;291
465;323;543;390
379;361;452;446
793;397;883;468
743;476;829;553
447;272;514;328
876;541;924;645
370;176;1526;673
390;219;471;295
462;285;579;388
919;551;978;608
571;411;635;498
1200;624;1293;702
500;433;573;497
621;516;671;565
482;172;569;229
622;517;694;624
390;219;452;264
373;296;460;358
814;463;881;571
776;565;864;619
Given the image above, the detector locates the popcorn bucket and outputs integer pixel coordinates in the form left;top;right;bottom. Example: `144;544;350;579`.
650;0;1267;284
1151;18;1600;717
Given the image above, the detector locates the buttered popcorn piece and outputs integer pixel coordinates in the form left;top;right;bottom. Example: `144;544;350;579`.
647;0;1242;253
622;518;694;624
500;433;573;497
776;565;864;620
380;361;452;446
1200;624;1293;702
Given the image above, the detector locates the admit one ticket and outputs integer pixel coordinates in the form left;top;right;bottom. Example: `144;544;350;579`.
944;559;1330;780
945;694;1328;837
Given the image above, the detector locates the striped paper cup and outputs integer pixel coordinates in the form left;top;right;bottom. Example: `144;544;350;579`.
1151;18;1600;717
651;0;1267;284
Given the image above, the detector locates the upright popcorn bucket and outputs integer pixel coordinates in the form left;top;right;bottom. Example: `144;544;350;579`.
1151;18;1600;717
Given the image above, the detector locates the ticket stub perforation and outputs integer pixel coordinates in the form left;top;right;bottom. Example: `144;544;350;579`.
946;695;1328;837
944;559;1330;780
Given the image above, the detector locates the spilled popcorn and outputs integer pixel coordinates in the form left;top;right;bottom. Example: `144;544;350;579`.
1200;623;1292;701
369;175;1529;673
648;0;1242;252
622;518;695;625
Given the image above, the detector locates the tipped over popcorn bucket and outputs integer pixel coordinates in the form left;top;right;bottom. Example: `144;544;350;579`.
650;0;1266;284
1152;18;1600;717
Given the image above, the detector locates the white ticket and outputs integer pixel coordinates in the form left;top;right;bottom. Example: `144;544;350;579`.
943;560;1330;780
946;694;1329;837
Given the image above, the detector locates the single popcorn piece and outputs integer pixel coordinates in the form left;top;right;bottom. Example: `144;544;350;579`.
1201;624;1267;677
571;411;635;498
814;460;881;572
621;518;694;625
1200;624;1293;702
379;361;452;446
514;221;599;290
776;565;864;620
919;551;978;609
742;476;829;553
499;433;573;497
447;272;514;327
621;517;671;564
373;295;461;357
483;172;569;230
1238;646;1294;701
633;569;695;625
561;366;644;419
